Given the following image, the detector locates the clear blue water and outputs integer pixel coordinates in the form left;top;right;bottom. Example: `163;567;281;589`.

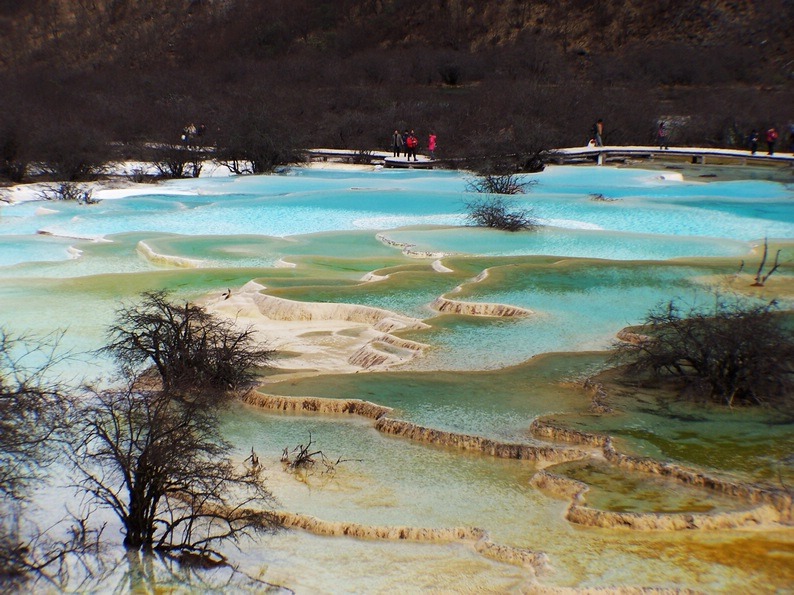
2;167;791;262
2;164;793;593
1;165;792;370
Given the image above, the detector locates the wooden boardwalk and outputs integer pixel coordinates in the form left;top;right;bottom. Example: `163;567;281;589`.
306;148;436;168
307;146;793;169
554;145;794;166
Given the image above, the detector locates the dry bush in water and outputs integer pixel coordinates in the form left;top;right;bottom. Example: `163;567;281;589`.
37;182;97;204
611;296;794;409
463;194;538;232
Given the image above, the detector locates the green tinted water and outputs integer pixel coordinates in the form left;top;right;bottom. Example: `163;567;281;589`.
3;166;793;592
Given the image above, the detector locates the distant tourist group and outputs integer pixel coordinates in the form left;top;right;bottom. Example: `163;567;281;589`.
747;126;794;156
587;118;792;157
590;118;670;150
392;129;436;160
181;122;206;145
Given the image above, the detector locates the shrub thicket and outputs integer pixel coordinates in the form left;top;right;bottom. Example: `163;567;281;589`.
464;195;538;232
612;296;794;408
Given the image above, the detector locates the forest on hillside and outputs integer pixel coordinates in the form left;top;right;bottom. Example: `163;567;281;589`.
1;0;792;182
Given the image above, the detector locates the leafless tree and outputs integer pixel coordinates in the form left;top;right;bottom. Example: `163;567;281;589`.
100;290;274;398
150;146;205;179
611;295;794;408
0;125;29;183
215;108;305;175
67;380;279;564
465;174;536;195
0;330;68;500
32;121;107;182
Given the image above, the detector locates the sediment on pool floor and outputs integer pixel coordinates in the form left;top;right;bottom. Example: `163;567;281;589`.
242;393;793;521
274;510;705;593
602;439;793;522
242;393;588;464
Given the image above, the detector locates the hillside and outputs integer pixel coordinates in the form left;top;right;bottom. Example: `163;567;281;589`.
2;0;792;69
0;0;792;180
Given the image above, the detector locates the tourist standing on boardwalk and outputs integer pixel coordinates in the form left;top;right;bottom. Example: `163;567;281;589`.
766;127;778;155
401;130;409;157
749;129;759;155
428;133;437;159
392;130;403;157
406;130;418;161
592;119;604;146
657;122;669;150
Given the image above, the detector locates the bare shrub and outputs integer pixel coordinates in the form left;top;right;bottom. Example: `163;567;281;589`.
150;146;203;179
0;330;69;500
32;122;107;182
215;108;304;175
438;63;462;85
466;174;536;195
352;149;373;164
38;183;97;204
0;127;29;183
463;195;538;232
611;296;794;408
0;330;101;591
128;167;153;184
281;433;357;477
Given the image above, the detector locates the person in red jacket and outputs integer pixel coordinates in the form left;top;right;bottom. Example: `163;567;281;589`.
406;130;418;161
428;133;437;159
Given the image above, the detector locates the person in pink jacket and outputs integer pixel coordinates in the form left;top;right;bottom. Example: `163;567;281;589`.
428;132;437;159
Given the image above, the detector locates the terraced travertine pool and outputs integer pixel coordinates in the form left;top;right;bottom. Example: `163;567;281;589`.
1;164;793;592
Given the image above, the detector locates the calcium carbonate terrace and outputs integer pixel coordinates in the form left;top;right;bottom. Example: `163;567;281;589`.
1;160;792;593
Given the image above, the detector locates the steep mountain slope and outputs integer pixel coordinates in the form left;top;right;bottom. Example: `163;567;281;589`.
0;0;791;172
1;0;791;74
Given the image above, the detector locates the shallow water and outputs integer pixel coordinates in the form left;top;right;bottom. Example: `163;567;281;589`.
1;164;793;592
219;402;794;593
